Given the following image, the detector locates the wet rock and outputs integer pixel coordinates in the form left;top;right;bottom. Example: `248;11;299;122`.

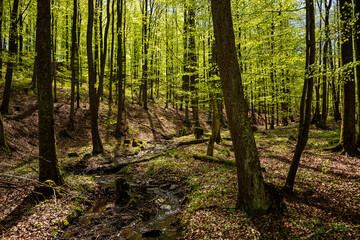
142;229;161;238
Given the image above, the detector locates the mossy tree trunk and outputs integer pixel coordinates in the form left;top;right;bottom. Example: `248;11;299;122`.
1;0;19;114
87;0;104;154
37;0;64;185
211;0;275;212
284;0;315;192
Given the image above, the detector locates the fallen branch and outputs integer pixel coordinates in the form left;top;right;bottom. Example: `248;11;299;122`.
193;154;236;166
89;138;211;173
176;138;209;147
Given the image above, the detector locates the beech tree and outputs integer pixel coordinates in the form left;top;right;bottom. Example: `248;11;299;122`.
87;0;104;154
331;0;358;155
284;0;315;192
37;0;64;185
1;0;19;114
211;0;278;211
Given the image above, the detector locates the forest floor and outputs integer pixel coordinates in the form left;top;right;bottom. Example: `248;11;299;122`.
0;88;360;239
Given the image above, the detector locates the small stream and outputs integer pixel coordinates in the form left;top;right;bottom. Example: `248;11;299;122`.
60;166;181;239
119;186;180;240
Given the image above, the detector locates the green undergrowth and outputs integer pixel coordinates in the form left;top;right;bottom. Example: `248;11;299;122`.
126;123;358;239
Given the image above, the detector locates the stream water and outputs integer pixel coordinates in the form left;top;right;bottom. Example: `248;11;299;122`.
59;141;182;240
118;187;180;240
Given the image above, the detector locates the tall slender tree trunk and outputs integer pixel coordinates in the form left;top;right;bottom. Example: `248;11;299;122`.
114;0;124;136
355;0;360;146
1;0;20;114
211;0;277;212
188;0;201;139
182;8;190;127
37;0;64;185
141;0;148;110
284;0;315;192
0;0;3;79
69;0;79;131
87;0;104;154
319;0;332;129
207;43;220;156
98;0;110;104
52;2;57;103
109;0;115;105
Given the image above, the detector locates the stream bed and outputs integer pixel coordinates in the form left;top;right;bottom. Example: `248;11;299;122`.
59;175;182;240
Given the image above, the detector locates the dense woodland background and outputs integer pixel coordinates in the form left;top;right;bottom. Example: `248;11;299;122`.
0;0;359;239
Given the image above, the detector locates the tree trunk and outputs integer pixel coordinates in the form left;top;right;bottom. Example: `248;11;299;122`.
188;0;202;139
114;0;124;136
1;0;20;114
335;0;358;155
0;0;3;79
87;0;104;154
0;113;8;150
142;0;148;111
207;42;220;156
69;0;79;131
182;8;190;127
355;0;360;146
109;0;115;105
211;0;276;212
37;0;64;185
319;0;332;129
284;0;315;192
98;0;110;103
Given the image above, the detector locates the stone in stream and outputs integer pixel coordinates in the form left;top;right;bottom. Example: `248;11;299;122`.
115;177;132;205
142;229;161;238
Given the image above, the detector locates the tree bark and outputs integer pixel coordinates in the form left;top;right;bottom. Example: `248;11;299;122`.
319;0;332;129
87;0;104;154
37;0;64;185
1;0;20;114
211;0;276;212
69;0;79;131
335;0;358;155
0;0;3;79
207;43;220;156
114;0;124;136
0;113;8;150
355;0;360;146
141;0;148;110
284;0;315;192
